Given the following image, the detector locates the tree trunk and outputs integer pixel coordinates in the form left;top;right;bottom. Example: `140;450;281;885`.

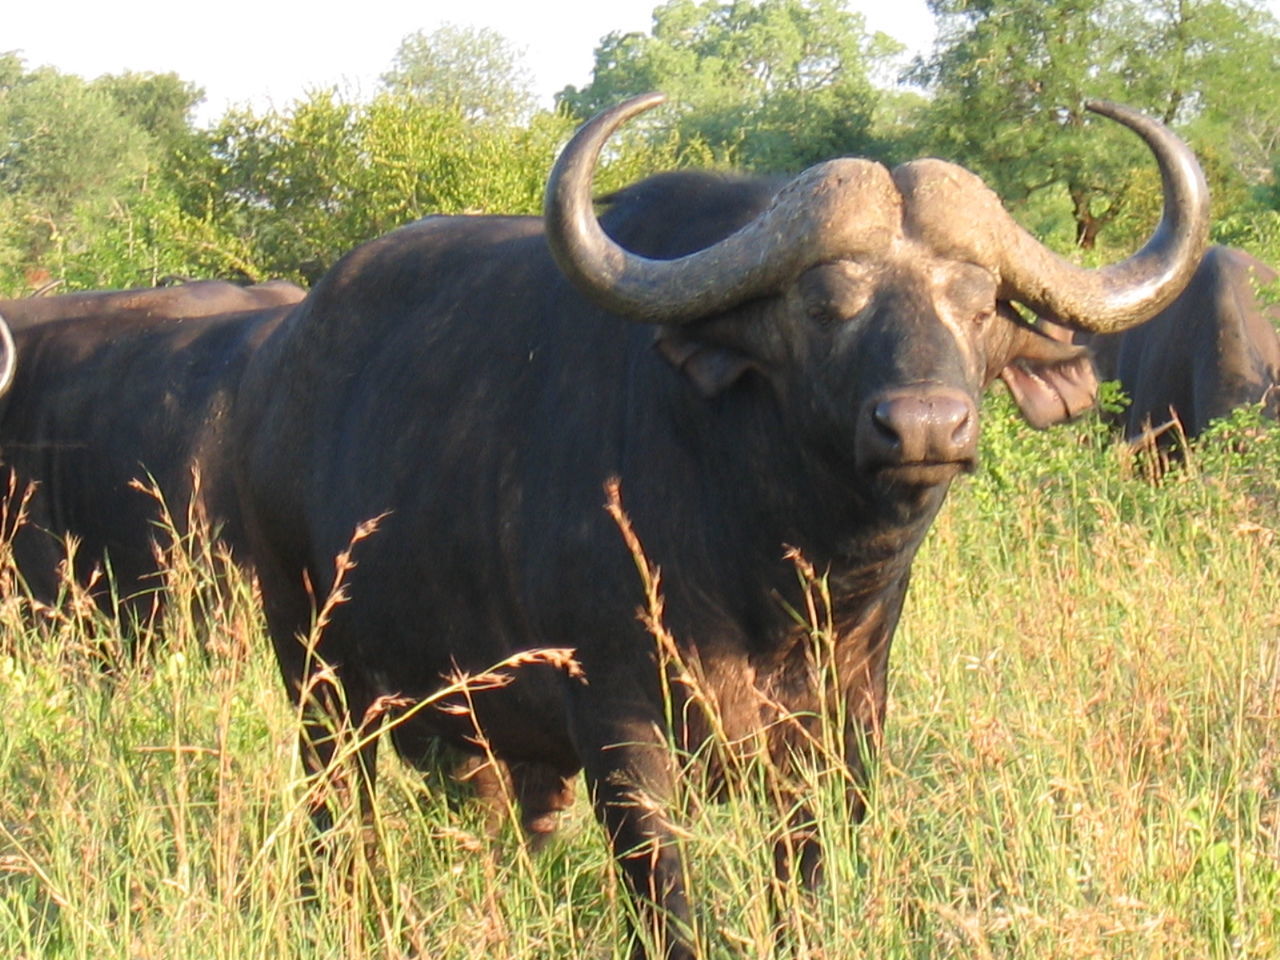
1070;184;1119;251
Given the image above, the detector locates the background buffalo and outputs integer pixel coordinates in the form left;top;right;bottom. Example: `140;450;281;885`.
0;279;303;617
1025;246;1280;446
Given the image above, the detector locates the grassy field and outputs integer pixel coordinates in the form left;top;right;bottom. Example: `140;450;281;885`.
0;396;1277;959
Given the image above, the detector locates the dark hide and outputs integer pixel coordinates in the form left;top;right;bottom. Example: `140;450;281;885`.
234;171;1094;957
0;280;303;614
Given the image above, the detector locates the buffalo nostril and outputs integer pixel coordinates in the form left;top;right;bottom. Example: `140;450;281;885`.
949;405;975;444
928;396;976;458
872;401;903;445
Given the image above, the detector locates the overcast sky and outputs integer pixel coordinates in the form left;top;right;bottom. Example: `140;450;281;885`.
5;0;937;123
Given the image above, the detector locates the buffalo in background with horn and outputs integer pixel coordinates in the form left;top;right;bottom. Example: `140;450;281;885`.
0;279;304;617
1048;245;1280;445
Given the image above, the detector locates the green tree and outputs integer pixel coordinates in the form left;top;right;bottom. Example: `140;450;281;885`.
381;23;536;123
171;91;590;283
912;0;1280;250
93;71;205;155
0;55;154;285
559;0;900;171
0;56;233;291
166;84;706;285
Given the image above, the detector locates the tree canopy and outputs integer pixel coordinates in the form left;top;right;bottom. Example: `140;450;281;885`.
94;71;205;155
173;91;576;284
0;56;154;282
560;0;901;171
381;23;536;123
911;0;1280;248
5;2;1280;292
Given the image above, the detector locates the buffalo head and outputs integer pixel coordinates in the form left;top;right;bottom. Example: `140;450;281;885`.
546;94;1208;494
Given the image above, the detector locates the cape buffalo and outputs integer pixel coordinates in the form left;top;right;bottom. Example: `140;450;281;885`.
233;95;1208;957
1087;245;1280;442
0;279;304;615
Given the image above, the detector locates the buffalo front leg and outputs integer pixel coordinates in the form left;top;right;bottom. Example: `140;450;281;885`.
295;667;381;840
269;634;384;892
292;680;382;904
574;706;695;960
841;626;893;828
454;755;577;847
259;575;382;841
770;606;896;896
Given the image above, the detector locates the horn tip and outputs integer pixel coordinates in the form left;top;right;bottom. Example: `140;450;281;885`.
1083;99;1139;123
615;91;667;118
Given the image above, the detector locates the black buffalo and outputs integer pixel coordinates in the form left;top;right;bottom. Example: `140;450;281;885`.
233;95;1208;957
1081;245;1280;442
0;279;304;616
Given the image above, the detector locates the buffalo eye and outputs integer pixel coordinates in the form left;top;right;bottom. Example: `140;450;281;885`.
972;306;996;328
798;261;872;327
941;263;1000;329
806;302;837;327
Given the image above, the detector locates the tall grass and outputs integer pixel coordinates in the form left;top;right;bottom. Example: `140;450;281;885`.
0;394;1278;958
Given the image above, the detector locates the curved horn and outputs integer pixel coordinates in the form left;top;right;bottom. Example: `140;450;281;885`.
0;314;16;397
544;93;901;323
896;102;1209;334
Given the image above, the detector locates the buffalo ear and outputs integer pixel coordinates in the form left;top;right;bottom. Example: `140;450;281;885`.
999;319;1099;429
655;330;758;398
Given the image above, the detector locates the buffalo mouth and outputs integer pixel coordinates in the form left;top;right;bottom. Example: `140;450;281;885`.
867;458;974;489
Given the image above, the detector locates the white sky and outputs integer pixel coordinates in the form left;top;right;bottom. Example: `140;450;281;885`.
5;0;938;124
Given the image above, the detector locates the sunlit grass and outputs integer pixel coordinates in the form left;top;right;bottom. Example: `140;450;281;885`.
0;395;1278;957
